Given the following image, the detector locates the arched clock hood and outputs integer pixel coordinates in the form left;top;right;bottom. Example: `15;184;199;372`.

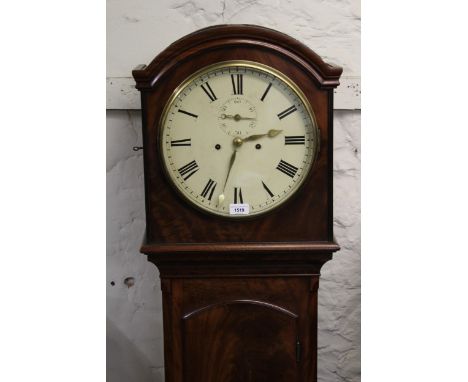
133;24;343;91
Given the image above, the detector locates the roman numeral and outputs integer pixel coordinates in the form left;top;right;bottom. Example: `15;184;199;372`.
277;105;297;120
260;83;272;101
200;178;217;200
170;138;191;147
234;187;244;204
285;136;305;145
231;74;243;95
276;159;299;178
178;160;199;181
178;109;198;118
201;82;217;102
262;181;274;197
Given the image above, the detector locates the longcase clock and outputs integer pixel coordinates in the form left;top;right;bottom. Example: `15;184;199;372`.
132;24;342;382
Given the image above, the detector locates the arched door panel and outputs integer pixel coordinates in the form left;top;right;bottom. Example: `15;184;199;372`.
182;300;299;382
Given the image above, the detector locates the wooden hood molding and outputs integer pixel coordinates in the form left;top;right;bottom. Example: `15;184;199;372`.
132;24;343;90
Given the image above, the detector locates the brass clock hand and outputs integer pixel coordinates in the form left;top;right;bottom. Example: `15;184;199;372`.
243;129;283;142
217;129;279;206
218;148;238;206
218;137;244;205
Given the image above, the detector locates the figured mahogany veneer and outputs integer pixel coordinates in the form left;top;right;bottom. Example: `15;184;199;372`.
134;25;342;382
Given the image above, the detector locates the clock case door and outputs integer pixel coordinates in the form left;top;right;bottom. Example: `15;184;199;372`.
133;24;342;246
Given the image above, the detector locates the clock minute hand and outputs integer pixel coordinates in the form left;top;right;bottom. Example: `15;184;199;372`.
218;149;238;206
243;129;283;142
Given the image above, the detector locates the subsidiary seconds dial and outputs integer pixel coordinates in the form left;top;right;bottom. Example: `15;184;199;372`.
160;61;319;218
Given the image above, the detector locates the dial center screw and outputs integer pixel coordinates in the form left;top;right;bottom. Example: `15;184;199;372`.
233;137;243;147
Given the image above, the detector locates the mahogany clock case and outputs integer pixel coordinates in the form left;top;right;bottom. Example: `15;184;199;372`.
133;24;342;245
132;25;343;382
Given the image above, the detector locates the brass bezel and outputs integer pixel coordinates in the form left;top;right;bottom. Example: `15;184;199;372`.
158;60;320;219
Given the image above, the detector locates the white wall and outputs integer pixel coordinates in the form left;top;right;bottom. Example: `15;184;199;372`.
107;1;360;381
107;0;360;110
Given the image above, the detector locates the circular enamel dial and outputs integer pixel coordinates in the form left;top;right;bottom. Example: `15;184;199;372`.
160;61;318;218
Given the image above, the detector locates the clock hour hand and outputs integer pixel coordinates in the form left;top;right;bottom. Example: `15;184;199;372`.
243;129;283;142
